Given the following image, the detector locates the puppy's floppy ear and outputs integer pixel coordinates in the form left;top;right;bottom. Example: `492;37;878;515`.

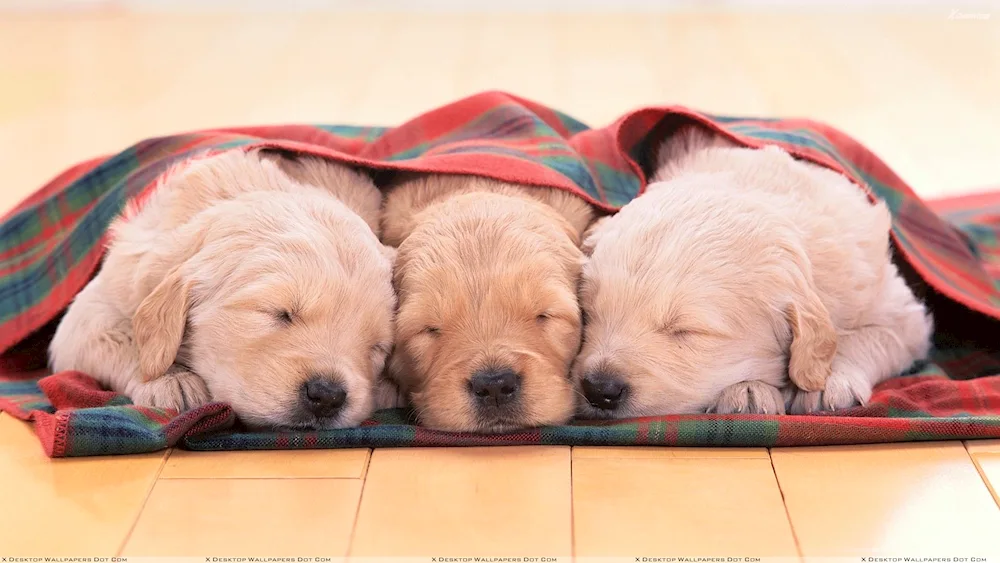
785;282;837;392
373;375;408;410
134;265;193;382
385;346;416;398
580;216;611;256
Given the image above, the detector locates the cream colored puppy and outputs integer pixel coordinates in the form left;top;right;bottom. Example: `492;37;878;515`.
49;149;399;429
573;126;933;417
382;174;594;433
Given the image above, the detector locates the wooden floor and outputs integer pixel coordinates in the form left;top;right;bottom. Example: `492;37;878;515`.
1;9;1000;559
2;415;1000;557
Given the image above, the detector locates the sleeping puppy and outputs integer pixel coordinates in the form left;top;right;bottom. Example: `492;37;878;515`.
382;174;594;433
573;126;933;417
48;149;400;429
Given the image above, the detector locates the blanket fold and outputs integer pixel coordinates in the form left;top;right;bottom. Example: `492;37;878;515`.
2;91;999;456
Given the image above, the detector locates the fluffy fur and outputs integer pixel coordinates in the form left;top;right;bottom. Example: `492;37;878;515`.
382;173;595;432
573;126;933;418
48;149;401;429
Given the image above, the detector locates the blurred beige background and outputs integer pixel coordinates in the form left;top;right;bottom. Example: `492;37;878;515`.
1;0;998;214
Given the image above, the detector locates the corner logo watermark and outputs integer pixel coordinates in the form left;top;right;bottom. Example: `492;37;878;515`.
948;8;992;20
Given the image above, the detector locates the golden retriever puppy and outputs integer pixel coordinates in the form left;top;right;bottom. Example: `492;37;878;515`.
382;174;594;432
48;149;399;429
573;126;933;417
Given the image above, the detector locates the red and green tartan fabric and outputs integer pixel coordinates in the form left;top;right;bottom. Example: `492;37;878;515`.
2;91;999;457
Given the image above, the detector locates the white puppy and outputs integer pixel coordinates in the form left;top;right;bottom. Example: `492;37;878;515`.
49;148;400;429
573;126;933;417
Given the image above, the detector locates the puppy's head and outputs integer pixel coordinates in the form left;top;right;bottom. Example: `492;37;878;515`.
573;173;836;418
390;192;582;433
133;155;396;429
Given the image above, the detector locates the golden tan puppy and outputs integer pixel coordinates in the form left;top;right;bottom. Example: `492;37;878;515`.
382;174;594;432
574;126;933;417
49;149;399;429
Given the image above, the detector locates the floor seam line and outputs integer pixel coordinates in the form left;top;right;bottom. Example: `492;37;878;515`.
115;447;172;556
345;448;375;557
769;448;806;563
963;441;1000;510
570;446;577;562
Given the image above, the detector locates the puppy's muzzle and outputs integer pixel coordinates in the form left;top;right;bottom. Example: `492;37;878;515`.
582;370;628;411
468;366;521;409
300;375;348;419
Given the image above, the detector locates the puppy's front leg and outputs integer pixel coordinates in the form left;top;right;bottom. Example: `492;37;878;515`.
373;376;407;410
785;324;925;414
708;380;786;415
128;364;212;412
786;276;933;415
49;277;211;412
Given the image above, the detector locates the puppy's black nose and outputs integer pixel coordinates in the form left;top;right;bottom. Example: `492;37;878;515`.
301;377;347;418
582;372;628;410
469;367;521;407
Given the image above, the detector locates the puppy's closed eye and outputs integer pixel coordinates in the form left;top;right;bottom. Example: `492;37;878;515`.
421;326;441;337
656;324;696;338
250;307;297;326
537;307;579;325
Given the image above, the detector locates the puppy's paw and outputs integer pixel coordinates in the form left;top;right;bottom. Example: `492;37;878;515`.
708;381;786;415
373;377;407;410
129;366;211;412
785;366;873;414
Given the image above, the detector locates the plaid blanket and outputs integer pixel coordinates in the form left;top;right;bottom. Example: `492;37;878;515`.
2;91;999;457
